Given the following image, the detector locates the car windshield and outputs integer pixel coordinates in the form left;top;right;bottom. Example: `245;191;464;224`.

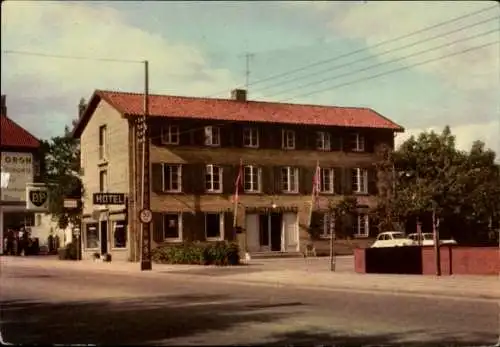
392;233;405;239
423;234;434;240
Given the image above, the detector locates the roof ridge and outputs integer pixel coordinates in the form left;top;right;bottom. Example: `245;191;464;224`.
96;89;372;111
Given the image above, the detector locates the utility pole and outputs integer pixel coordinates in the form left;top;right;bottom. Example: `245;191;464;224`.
137;60;152;271
329;213;336;272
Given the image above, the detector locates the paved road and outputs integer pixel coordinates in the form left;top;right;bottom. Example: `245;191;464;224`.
1;263;498;346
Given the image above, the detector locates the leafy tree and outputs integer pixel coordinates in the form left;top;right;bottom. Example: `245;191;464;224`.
376;125;500;242
39;126;83;229
329;196;359;238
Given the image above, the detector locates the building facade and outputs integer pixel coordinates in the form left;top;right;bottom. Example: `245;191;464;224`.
0;95;43;254
73;89;403;261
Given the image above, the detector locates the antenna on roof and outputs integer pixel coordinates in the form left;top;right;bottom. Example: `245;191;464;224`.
241;52;255;91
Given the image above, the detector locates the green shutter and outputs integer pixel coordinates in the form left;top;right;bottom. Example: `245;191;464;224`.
151;163;163;193
152;212;164;243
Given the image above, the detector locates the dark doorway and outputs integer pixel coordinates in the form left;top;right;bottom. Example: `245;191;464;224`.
259;214;269;246
100;221;108;254
270;213;282;252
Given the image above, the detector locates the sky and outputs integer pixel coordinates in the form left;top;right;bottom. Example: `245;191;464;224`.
1;0;499;155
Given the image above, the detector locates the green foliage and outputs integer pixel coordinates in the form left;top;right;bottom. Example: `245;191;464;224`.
152;241;240;266
376;125;500;240
57;242;77;260
39;129;83;229
327;196;359;238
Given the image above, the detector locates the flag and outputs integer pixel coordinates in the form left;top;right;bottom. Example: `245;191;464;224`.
233;159;243;203
312;161;320;208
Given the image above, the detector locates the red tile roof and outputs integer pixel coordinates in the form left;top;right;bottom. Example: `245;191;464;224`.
74;89;404;137
0;115;40;149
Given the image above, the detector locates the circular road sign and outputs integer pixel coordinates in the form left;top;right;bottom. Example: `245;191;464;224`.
139;209;153;224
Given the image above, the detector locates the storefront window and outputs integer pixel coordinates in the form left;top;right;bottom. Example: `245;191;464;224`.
113;220;127;248
85;223;99;249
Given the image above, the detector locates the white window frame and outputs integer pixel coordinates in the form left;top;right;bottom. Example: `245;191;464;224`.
321;212;335;239
111;220;127;249
204;126;221;147
281;166;299;193
243;165;261;193
243;127;259;148
352;168;368;194
98;125;107;160
99;169;107;193
162;164;182;193
205;164;223;193
319;167;334;194
316;131;331;151
205;212;224;241
351;133;365;152
353;213;369;238
163;213;183;242
161;125;180;145
281;129;296;150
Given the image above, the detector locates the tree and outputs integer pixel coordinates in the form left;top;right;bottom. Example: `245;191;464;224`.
329;196;359;238
377;126;500;242
39;125;83;229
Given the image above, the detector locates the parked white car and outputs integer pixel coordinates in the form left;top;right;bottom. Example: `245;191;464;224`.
407;233;457;246
371;231;415;248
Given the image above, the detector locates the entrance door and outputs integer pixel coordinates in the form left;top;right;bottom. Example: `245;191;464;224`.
259;214;269;251
245;214;260;252
100;220;108;254
270;213;282;252
283;212;299;252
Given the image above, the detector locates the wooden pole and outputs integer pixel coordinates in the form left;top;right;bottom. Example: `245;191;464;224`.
329;213;336;272
432;208;441;276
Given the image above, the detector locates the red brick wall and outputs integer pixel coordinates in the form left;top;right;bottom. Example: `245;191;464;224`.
422;246;499;275
354;248;366;273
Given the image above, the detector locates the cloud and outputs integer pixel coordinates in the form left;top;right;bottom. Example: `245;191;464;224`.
1;1;238;138
328;1;499;92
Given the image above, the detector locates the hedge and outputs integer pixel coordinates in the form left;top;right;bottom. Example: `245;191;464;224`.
152;241;240;266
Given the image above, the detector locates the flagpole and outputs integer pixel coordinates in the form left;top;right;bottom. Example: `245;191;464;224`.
232;159;243;230
307;160;320;228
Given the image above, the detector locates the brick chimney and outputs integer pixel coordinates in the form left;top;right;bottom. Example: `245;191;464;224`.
1;95;6;117
231;89;247;102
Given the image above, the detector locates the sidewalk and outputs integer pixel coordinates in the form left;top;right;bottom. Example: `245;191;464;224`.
2;256;499;301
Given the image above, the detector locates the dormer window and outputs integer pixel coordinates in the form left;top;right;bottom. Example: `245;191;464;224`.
282;129;295;150
316;131;331;151
161;125;179;145
243;127;259;148
351;133;365;152
204;126;221;147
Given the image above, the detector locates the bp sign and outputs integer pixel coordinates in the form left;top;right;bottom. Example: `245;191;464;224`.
26;184;49;211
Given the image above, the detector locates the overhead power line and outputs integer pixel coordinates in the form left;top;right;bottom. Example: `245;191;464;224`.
205;4;498;98
279;40;499;102
1;50;143;64
257;15;499;96
266;27;499;99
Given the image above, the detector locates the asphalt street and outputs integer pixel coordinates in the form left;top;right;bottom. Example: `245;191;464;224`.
1;262;498;346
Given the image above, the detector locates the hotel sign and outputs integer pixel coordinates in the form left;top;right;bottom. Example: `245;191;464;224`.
1;152;34;202
93;193;126;205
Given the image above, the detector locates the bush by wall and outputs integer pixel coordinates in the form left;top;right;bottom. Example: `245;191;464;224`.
152;241;240;266
58;242;78;260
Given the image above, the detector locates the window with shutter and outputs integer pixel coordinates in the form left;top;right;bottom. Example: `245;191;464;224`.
205;165;223;193
243;165;261;192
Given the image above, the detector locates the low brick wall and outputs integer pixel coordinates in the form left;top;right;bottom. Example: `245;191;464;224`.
422;246;499;275
355;246;499;276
